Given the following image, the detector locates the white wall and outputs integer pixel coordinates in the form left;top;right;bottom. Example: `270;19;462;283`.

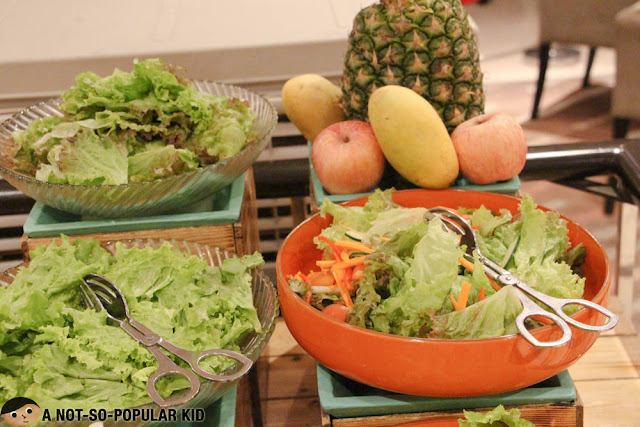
0;0;539;109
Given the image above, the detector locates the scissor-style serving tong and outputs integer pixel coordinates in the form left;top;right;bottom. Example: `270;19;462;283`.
81;273;253;407
426;207;619;348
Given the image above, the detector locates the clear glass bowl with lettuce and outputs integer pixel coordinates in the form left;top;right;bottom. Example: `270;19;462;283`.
0;238;278;425
0;59;277;218
287;189;587;340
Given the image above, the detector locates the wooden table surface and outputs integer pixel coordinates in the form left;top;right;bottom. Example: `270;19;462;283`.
247;297;640;426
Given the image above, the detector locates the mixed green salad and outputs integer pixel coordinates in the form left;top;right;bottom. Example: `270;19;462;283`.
0;238;262;413
11;58;256;185
288;189;586;339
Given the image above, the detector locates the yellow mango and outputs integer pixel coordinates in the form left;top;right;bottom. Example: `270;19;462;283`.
282;74;345;142
368;86;459;189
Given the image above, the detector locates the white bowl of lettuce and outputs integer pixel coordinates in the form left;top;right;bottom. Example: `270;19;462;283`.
0;237;278;424
0;59;277;218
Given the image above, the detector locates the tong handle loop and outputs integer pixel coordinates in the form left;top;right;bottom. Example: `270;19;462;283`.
161;340;254;382
515;291;572;348
556;298;619;332
146;346;201;408
481;257;619;335
512;279;619;333
192;349;253;382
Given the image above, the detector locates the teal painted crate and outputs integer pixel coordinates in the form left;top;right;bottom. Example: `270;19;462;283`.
317;364;576;419
177;386;237;427
308;143;521;207
23;173;245;238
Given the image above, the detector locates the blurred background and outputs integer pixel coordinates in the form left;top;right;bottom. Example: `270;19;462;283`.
0;0;638;326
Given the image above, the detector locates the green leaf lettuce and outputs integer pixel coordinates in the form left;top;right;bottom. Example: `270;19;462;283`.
0;238;262;416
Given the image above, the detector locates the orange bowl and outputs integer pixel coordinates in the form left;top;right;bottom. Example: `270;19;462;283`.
276;189;613;397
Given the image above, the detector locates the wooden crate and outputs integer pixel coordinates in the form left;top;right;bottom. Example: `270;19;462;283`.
320;397;584;427
21;168;260;258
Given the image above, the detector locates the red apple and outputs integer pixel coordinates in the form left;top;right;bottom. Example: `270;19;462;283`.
311;120;385;194
451;113;527;185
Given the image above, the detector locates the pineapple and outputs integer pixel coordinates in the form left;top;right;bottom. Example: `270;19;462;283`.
341;0;484;133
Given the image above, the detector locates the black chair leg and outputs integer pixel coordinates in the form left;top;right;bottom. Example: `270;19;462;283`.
613;117;630;139
248;366;264;427
605;118;630;215
532;43;551;120
604;117;631;215
604;176;617;215
583;47;597;88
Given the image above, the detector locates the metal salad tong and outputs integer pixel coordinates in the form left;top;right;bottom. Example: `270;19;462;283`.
80;273;253;407
426;207;618;348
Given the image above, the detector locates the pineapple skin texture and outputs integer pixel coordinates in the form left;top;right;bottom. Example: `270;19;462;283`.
341;0;484;133
368;85;459;189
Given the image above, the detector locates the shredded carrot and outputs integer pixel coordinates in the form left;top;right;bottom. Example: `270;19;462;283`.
343;268;354;291
458;256;474;272
331;269;353;307
449;294;458;308
332;268;344;287
451;281;472;311
478;287;485;302
331;256;367;270
308;271;335;287
316;260;336;268
458;257;501;292
334;240;373;254
458;281;472;310
379;236;391;241
488;279;501;292
305;291;312;304
294;272;310;283
317;236;342;261
341;251;351;262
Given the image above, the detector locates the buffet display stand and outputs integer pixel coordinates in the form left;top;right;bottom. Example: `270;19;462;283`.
18;168;262;427
317;366;582;426
20;168;260;260
11;140;640;426
255;139;640;427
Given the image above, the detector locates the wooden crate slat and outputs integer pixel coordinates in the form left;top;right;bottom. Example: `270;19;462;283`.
21;169;258;258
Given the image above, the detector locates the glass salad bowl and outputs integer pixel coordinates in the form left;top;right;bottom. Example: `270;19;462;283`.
0;238;279;426
276;189;613;397
0;81;277;218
